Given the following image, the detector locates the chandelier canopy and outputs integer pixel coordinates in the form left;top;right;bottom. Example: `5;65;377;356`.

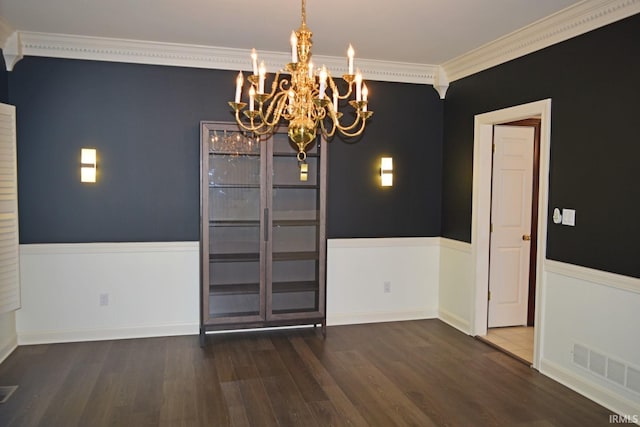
228;0;373;161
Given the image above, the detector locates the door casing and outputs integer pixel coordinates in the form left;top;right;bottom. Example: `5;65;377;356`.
470;99;552;370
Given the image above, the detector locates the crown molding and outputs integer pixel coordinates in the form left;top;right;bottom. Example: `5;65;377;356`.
2;0;638;95
5;31;441;88
442;0;640;83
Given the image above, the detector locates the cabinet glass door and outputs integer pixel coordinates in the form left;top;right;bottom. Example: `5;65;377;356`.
207;130;264;321
268;133;321;318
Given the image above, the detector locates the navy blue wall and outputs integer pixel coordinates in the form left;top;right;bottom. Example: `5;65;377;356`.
328;81;442;238
8;57;443;243
442;13;640;278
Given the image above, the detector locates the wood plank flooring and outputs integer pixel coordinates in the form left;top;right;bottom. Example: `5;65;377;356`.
0;319;613;426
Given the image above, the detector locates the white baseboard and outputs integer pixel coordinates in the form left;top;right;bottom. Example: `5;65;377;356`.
327;309;437;326
540;358;640;419
438;308;471;335
18;322;199;345
0;336;17;364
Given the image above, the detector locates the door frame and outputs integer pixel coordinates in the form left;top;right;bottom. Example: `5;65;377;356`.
470;99;551;370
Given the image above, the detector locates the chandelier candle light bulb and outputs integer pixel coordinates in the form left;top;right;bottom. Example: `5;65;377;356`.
258;61;266;94
251;48;258;75
228;0;373;161
347;44;354;75
355;71;362;101
291;31;298;63
362;84;368;112
249;86;255;111
319;66;327;98
235;71;243;103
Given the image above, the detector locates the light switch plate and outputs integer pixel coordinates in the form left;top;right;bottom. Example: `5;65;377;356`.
562;208;576;226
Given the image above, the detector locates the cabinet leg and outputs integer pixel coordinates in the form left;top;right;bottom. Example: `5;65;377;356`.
321;321;327;338
199;327;206;347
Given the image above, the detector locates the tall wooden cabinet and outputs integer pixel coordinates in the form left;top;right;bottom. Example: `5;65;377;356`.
199;121;326;344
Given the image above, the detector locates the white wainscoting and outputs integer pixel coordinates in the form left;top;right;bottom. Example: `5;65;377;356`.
17;242;200;344
539;260;640;417
10;237;640;418
0;310;17;363
16;238;443;344
438;238;473;334
326;237;440;326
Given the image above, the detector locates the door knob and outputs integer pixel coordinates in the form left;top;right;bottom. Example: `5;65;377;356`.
522;234;531;241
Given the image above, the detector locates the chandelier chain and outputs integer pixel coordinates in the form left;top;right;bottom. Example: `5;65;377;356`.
301;0;306;25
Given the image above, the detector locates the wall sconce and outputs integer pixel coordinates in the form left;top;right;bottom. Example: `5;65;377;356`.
81;148;97;183
380;157;393;187
299;162;308;182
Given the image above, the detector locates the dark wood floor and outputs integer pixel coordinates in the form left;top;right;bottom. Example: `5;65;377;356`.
0;319;613;426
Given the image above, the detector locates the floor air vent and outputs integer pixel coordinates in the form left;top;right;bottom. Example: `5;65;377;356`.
572;343;640;396
0;385;18;404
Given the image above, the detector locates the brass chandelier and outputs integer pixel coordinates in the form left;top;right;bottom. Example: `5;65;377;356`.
228;0;373;161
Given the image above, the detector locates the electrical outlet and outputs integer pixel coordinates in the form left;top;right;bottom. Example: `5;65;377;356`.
383;281;391;293
99;293;109;306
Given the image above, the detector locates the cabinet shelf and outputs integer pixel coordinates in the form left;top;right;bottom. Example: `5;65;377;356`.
273;219;318;227
209;151;260;157
209;219;317;227
209;281;318;296
273;281;318;293
210;220;259;227
273;151;319;158
210;252;259;262
209;311;259;319
209;283;259;295
273;184;319;190
210;251;318;262
209;184;260;189
273;251;319;261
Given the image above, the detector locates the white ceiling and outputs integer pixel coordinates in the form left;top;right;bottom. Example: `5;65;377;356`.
0;0;582;65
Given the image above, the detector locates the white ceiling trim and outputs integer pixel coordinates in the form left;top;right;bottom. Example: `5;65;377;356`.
4;31;442;88
442;0;640;82
1;0;638;95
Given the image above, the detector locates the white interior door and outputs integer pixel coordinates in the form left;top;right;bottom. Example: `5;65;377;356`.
488;125;534;327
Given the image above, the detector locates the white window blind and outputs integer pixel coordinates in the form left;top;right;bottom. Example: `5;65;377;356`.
0;103;20;314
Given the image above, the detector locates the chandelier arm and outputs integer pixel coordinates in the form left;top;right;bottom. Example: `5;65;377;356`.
335;116;368;138
260;91;289;127
278;78;291;93
235;109;274;135
333;113;363;133
236;121;275;136
320;115;337;138
237;119;274;136
271;92;290;124
327;75;354;100
314;103;327;121
266;71;282;97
